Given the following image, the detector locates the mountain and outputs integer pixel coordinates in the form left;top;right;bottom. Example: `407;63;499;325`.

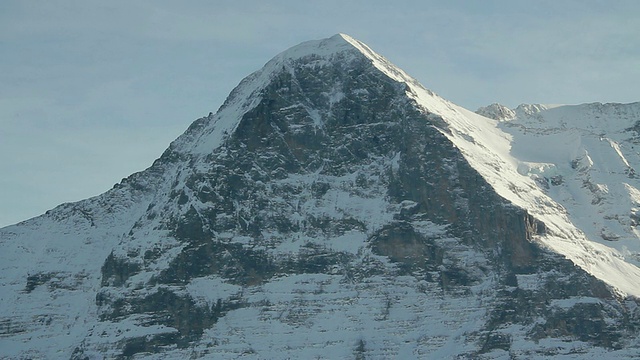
487;102;640;263
2;34;640;359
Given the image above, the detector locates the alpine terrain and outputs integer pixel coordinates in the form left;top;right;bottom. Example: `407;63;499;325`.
3;34;640;359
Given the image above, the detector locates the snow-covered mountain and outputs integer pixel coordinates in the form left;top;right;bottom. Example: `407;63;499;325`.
2;34;640;359
488;102;640;264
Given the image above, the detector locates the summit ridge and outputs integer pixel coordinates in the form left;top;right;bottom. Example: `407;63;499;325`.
272;33;360;60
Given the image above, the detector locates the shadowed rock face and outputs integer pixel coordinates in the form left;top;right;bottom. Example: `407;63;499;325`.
6;36;640;359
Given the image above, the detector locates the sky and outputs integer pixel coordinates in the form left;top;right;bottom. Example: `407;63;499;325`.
1;0;639;227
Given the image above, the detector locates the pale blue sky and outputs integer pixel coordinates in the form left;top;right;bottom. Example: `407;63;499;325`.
1;1;639;226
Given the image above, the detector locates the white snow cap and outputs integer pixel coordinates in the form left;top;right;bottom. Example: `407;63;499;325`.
272;33;360;60
270;33;423;87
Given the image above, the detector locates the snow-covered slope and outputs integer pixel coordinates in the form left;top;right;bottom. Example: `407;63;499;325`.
418;97;640;297
478;102;640;288
2;34;640;359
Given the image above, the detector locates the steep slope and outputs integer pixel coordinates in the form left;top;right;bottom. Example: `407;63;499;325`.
477;102;640;275
513;103;640;256
2;34;640;359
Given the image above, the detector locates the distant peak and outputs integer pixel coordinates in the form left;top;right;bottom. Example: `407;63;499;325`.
514;103;550;117
476;103;516;121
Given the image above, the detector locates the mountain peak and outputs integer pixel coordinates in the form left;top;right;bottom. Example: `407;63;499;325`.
272;33;360;61
173;34;427;156
269;33;421;86
476;103;516;121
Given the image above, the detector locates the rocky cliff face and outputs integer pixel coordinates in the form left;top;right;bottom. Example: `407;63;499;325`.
2;34;640;359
